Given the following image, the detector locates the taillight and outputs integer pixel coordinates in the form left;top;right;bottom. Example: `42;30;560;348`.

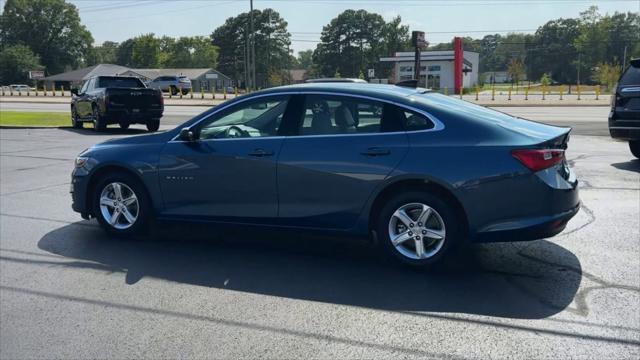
158;91;164;106
512;149;565;172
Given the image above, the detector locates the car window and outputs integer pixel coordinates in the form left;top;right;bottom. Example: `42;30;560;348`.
299;95;398;135
97;77;144;88
619;65;640;86
86;78;95;91
198;97;289;140
80;80;89;94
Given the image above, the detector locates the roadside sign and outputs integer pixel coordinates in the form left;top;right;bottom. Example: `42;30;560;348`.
412;31;428;49
29;70;45;79
367;69;375;78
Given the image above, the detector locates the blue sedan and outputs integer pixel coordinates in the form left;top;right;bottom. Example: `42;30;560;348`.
71;83;580;267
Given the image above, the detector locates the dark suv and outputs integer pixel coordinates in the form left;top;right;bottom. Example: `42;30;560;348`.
609;58;640;158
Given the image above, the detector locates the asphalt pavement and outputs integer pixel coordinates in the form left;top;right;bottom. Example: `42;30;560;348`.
0;110;638;358
1;101;611;136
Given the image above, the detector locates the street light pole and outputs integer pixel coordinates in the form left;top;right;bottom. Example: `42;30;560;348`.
249;0;256;90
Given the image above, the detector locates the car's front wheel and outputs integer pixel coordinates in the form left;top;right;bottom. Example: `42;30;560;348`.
71;106;82;129
629;141;640;159
93;172;150;237
377;191;461;267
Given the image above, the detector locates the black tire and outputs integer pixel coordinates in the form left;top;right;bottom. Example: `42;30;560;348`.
92;171;151;237
146;118;160;132
376;191;462;268
170;86;178;95
630;141;640;159
71;106;83;129
119;122;130;130
92;105;106;132
181;89;189;95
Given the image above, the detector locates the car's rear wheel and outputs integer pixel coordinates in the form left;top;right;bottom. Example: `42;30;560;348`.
146;118;160;132
181;89;189;95
377;191;461;267
629;141;640;159
71;106;82;129
93;172;150;237
92;105;106;132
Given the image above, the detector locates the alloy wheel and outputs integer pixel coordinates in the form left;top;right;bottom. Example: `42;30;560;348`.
99;182;139;230
388;202;446;260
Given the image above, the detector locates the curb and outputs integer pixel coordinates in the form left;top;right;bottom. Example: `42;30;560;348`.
0;125;70;129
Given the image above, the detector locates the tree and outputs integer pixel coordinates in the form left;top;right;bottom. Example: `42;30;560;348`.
116;39;135;67
525;18;581;83
0;45;43;84
592;62;622;90
131;34;160;68
86;41;118;66
211;8;291;88
296;50;314;69
313;10;386;78
0;0;93;74
507;58;525;84
164;36;219;68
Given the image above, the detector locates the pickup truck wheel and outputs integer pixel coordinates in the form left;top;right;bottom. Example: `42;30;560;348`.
146;119;160;132
119;122;130;130
92;106;106;132
71;107;83;129
630;141;640;159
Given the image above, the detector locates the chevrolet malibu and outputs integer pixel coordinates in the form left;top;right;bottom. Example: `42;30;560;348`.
71;83;579;267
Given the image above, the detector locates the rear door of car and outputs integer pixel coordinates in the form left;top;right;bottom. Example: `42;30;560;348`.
276;93;409;230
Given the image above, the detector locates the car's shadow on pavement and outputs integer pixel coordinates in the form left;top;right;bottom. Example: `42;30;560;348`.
611;159;640;173
38;221;582;319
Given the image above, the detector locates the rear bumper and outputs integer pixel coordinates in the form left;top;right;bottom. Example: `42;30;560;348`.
609;110;640;141
105;108;163;124
474;202;580;243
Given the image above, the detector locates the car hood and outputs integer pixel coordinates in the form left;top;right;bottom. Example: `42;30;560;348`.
96;130;175;147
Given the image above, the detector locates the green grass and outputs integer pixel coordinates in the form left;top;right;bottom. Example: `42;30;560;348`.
0;111;71;127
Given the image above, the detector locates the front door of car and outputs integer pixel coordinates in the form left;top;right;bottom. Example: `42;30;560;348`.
158;95;292;222
277;94;410;230
75;79;93;118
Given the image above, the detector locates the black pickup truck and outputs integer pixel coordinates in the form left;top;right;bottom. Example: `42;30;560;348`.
71;76;164;132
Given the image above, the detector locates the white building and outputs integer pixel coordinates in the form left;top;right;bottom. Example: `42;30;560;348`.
380;50;480;90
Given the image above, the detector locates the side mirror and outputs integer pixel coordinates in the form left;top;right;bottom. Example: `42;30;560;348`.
71;88;78;96
179;128;196;142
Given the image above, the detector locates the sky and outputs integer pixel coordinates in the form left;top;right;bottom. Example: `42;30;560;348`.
44;0;640;54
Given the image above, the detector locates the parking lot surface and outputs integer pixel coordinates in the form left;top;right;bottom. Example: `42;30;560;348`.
0;113;639;358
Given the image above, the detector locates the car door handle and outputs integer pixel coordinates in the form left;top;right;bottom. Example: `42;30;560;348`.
248;149;274;157
361;147;390;156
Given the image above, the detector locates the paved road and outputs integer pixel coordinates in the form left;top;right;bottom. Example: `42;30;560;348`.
1;101;611;136
0;126;638;358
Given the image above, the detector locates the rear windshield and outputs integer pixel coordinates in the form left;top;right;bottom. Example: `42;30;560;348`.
97;77;144;88
619;65;640;86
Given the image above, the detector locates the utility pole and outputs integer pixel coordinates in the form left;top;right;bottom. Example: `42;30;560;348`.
577;52;581;87
249;0;256;90
244;25;249;90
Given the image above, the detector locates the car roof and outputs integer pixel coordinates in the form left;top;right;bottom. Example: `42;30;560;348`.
253;82;426;104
